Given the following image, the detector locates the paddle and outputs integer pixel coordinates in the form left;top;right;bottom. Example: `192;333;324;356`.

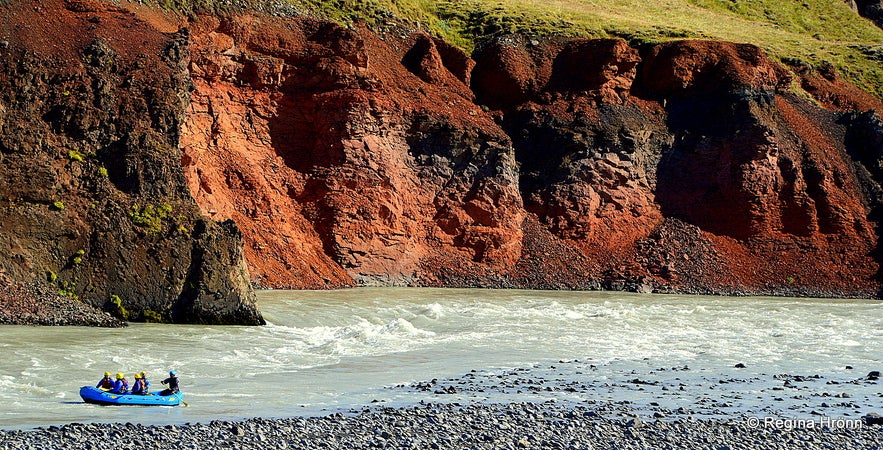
158;390;187;406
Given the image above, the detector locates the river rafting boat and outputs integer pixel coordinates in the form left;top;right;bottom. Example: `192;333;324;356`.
79;386;184;406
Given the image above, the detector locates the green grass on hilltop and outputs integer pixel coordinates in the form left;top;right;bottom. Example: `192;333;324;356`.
147;0;883;98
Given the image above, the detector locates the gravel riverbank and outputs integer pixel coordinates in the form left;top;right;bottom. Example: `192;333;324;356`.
1;402;881;449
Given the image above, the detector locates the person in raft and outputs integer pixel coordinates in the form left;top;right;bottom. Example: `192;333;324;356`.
96;372;114;390
131;373;146;395
111;372;129;394
160;370;179;395
140;372;151;394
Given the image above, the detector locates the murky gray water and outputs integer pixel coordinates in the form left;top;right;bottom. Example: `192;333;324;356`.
1;288;880;429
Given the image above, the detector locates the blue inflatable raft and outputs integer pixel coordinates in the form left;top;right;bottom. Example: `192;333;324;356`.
79;386;184;406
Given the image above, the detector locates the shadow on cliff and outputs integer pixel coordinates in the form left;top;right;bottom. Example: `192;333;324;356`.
266;90;346;260
841;110;883;296
268;92;346;174
652;92;778;241
855;0;883;30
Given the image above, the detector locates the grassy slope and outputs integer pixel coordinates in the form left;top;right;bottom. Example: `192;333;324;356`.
154;0;883;97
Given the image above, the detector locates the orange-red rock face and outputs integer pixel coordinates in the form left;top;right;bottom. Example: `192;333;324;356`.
177;17;883;296
181;16;523;288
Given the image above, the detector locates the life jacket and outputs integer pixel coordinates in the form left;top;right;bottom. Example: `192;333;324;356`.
132;379;145;394
98;377;113;389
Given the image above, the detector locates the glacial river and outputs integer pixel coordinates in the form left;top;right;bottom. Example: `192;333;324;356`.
0;289;881;430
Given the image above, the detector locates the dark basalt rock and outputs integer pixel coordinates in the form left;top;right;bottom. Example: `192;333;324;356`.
854;0;883;30
0;0;262;325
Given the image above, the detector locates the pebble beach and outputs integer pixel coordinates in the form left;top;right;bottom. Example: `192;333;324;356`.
0;276;124;327
1;401;881;450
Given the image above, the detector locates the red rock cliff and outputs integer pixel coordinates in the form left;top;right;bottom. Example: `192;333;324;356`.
3;0;883;314
180;15;883;297
181;15;524;289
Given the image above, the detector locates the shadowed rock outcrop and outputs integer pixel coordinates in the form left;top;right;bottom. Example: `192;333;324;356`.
854;0;883;30
0;0;263;324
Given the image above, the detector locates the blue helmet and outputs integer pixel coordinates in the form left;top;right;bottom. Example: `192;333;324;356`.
169;370;177;376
